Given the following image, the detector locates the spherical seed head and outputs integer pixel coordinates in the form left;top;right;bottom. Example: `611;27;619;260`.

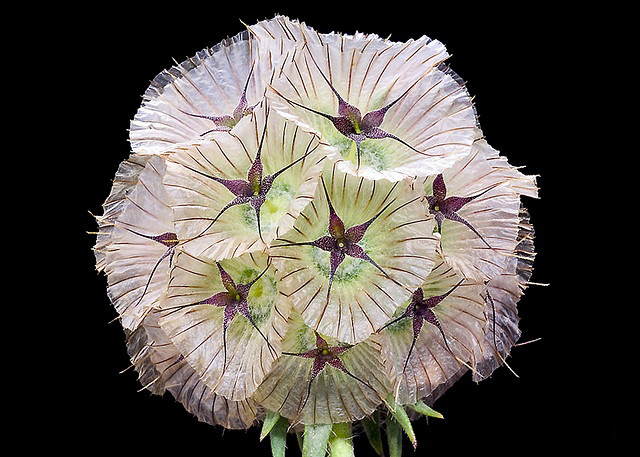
93;15;540;449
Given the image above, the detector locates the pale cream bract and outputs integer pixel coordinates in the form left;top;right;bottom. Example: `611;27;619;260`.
261;18;479;181
271;165;438;344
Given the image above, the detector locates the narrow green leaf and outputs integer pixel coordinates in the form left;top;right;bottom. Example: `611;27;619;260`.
329;423;354;457
386;417;403;457
261;410;282;441
385;394;416;449
361;412;384;456
269;416;289;457
408;401;444;419
302;424;332;457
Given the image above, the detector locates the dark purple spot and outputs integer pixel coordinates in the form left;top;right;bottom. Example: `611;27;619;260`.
194;261;275;368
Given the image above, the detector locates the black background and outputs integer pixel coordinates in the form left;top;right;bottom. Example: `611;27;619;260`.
44;3;618;455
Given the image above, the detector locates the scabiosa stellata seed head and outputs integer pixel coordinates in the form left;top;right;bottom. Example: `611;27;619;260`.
92;15;541;457
377;261;488;405
125;308;260;429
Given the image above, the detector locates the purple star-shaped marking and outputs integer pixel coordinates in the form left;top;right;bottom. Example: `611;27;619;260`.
193;261;275;368
115;230;179;319
427;173;492;248
179;65;257;134
272;48;422;170
282;332;374;412
273;177;392;307
182;110;320;244
378;279;463;372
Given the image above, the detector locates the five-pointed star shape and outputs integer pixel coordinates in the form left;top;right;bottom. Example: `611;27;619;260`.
282;331;374;412
273;177;392;307
272;47;423;170
378;279;463;372
426;173;492;248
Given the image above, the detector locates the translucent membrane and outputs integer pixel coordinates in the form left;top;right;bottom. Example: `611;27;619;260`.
130;31;269;155
158;250;292;401
262;16;478;181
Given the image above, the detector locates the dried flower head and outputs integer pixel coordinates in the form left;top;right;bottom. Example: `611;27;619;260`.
93;15;541;457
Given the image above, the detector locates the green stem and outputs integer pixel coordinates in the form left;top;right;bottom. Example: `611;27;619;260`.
302;424;333;457
329;423;354;457
386;417;403;457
